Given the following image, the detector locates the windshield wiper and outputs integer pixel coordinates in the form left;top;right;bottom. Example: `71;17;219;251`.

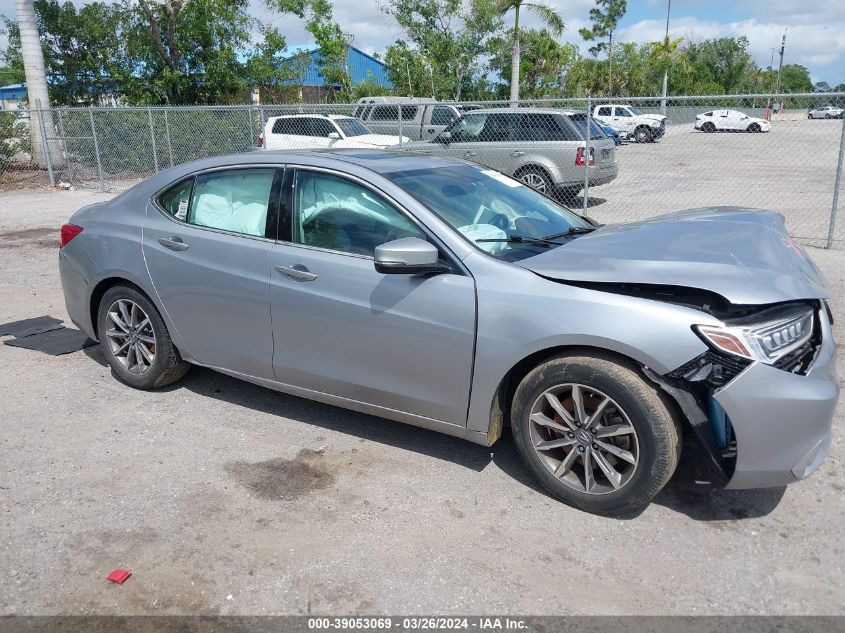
476;235;565;247
541;226;597;240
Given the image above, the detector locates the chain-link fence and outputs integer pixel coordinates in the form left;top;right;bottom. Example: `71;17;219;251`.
2;92;844;248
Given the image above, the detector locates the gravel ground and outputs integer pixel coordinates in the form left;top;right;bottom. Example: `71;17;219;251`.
0;189;844;616
584;119;845;248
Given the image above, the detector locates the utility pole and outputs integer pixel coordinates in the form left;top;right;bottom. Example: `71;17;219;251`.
660;0;671;115
774;28;787;110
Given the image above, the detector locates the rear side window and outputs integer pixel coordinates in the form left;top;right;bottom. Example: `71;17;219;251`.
511;114;577;142
597;106;612;117
187;169;275;237
272;118;304;135
371;105;398;121
158;177;194;221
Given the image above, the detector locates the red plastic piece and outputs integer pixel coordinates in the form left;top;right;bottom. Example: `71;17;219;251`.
107;569;132;584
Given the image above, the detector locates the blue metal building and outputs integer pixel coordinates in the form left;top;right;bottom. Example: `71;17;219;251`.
283;44;392;88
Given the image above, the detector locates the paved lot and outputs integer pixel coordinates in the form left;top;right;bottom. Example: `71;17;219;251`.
0;189;844;616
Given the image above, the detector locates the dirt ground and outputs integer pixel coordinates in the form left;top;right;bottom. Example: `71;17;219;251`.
0;189;844;616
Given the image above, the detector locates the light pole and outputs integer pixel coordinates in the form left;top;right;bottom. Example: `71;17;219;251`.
660;0;671;115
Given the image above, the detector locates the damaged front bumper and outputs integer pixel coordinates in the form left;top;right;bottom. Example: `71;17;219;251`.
651;308;839;489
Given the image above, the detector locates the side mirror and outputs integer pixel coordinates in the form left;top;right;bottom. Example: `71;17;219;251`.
374;237;443;275
436;131;451;144
327;132;341;140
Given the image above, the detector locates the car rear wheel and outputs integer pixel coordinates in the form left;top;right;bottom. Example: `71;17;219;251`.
516;167;553;194
97;285;190;390
825;114;832;119
747;123;761;133
510;353;682;516
701;122;716;133
633;127;652;143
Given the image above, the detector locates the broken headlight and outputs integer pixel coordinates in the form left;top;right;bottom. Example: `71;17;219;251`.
695;305;815;365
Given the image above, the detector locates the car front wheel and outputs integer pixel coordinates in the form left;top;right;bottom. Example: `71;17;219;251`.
510;353;682;516
633;127;652;143
97;284;190;390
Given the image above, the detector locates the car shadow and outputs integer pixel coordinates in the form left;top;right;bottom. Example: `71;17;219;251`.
571;195;607;209
79;347;788;519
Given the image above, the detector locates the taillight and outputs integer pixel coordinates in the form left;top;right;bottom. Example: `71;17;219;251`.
257;134;264;147
575;147;594;166
60;224;83;248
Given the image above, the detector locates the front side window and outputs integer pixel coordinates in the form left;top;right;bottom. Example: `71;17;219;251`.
431;106;456;126
446;113;488;142
385;164;592;262
293;171;425;257
335;118;374;137
187;169;275;237
614;107;632;117
309;118;337;137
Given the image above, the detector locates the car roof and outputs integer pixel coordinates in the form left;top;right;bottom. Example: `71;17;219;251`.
267;114;354;121
464;108;572;116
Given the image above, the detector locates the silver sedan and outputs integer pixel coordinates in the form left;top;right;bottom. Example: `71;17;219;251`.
59;150;839;515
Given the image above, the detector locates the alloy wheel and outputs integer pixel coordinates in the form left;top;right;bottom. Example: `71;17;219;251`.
105;299;157;375
520;172;547;192
528;383;640;495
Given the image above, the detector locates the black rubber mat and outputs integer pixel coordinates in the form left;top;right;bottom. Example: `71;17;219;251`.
0;316;64;338
4;326;96;355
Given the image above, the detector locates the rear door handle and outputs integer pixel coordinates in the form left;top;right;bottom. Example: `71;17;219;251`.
511;150;525;157
158;236;189;251
464;151;477;157
275;264;318;282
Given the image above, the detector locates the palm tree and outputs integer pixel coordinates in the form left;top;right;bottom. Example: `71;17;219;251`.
496;0;564;104
15;0;60;168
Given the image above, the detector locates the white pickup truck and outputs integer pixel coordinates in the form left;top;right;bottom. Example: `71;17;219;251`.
592;104;667;143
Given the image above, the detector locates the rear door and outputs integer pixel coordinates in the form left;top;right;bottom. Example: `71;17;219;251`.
268;167;476;425
142;167;281;378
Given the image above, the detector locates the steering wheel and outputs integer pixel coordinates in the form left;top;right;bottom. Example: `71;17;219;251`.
488;213;510;232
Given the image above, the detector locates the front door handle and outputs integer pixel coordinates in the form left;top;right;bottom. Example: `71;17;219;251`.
464;151;477;157
158;236;189;251
275;264;318;282
511;150;525;157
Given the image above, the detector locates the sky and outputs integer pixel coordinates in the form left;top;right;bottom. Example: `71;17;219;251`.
1;0;843;87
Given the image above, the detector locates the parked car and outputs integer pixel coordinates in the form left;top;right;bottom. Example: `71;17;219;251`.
259;114;407;150
808;106;844;119
402;109;618;199
353;97;461;141
694;110;771;133
59;150;838;515
592;104;666;143
600;124;626;145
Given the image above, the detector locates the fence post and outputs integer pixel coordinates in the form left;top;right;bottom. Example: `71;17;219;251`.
35;100;55;186
163;109;174;168
89;107;105;192
583;95;591;214
398;104;404;147
147;107;159;173
827;115;845;249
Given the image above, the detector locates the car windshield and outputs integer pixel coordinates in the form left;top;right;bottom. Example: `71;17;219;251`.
335;118;373;137
385;164;593;262
628;106;642;115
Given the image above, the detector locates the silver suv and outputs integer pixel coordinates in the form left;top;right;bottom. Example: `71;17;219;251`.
401;109;618;200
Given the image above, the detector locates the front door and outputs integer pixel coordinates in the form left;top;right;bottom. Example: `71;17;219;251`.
269;168;476;426
142;167;281;379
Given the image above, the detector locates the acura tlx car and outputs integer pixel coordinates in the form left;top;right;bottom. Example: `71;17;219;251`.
58;150;839;516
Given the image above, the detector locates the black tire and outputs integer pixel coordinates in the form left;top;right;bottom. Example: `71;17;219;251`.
510;352;682;516
747;123;761;133
97;284;190;390
825;114;832;119
701;122;716;133
633;126;652;143
516;166;554;196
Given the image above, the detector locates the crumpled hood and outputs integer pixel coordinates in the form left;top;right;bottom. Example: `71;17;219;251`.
518;207;830;306
353;134;406;147
640;113;666;123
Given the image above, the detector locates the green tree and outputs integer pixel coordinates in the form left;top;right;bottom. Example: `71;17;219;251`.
778;64;813;93
494;0;563;102
304;0;353;100
487;28;575;99
2;0;130;105
381;0;502;100
579;0;626;95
